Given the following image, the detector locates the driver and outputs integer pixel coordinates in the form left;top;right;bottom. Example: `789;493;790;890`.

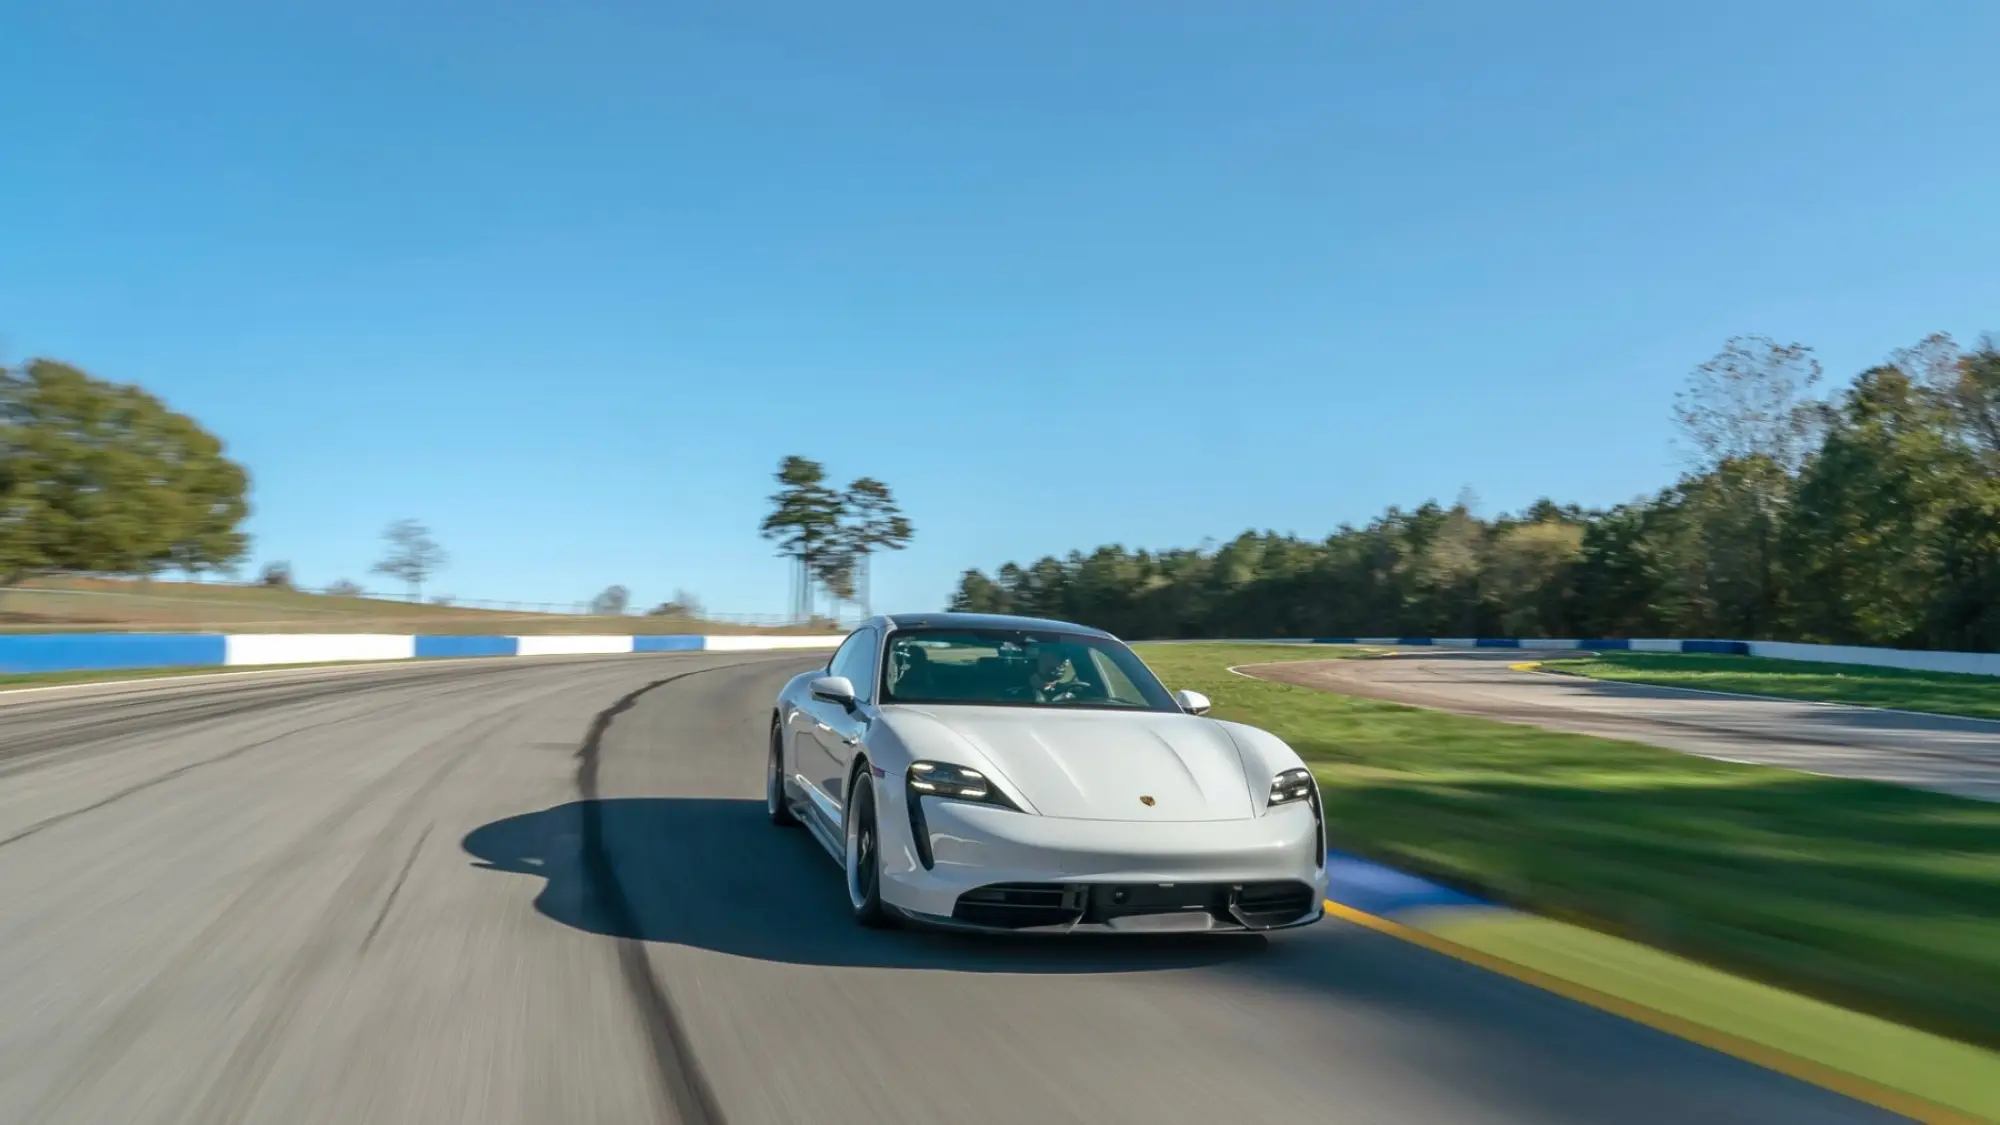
1029;645;1074;699
891;642;933;697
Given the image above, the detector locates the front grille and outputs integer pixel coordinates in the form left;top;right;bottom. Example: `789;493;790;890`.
951;880;1318;931
1082;882;1231;925
952;883;1085;929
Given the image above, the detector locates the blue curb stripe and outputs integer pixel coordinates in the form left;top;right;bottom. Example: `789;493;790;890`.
414;635;519;659
1323;850;1497;918
1475;637;1522;648
0;633;227;674
1681;639;1751;655
634;635;704;652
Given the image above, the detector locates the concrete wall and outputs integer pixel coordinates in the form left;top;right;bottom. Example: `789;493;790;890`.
225;634;418;666
0;632;841;675
0;634;227;673
513;635;634;657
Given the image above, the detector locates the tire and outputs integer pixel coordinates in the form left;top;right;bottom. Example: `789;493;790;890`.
844;769;894;928
767;718;799;828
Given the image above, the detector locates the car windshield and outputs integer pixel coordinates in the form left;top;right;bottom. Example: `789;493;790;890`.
879;627;1180;711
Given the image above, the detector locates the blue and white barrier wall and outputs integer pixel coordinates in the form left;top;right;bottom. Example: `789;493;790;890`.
1311;637;1747;653
1;630;1994;679
1216;636;2000;678
0;632;843;675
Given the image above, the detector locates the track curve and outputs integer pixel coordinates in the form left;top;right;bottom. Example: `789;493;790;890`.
1243;648;2000;801
0;654;1905;1123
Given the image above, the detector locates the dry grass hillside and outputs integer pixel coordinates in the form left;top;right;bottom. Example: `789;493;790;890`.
0;577;837;636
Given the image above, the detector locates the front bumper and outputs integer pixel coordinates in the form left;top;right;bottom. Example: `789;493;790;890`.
876;786;1328;933
897;881;1327;935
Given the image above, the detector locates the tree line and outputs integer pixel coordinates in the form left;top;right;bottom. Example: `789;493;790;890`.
760;455;914;622
950;333;2000;651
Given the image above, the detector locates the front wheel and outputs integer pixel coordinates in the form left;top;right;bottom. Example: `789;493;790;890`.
767;719;798;828
844;773;894;928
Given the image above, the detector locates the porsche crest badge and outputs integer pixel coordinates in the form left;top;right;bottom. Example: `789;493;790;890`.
1139;795;1156;807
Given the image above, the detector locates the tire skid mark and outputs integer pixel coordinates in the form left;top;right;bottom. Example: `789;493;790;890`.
574;662;769;1125
359;824;434;954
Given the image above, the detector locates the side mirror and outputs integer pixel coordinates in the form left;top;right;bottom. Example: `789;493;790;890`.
810;675;858;707
1174;689;1211;716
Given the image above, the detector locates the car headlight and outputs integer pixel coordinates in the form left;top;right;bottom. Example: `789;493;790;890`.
905;760;1021;873
1267;766;1326;870
1268;767;1315;807
907;760;1020;809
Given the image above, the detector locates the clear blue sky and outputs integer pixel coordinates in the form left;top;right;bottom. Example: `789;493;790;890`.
5;1;1997;619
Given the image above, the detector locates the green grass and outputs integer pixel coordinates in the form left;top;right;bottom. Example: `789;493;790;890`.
1134;643;2000;1061
1540;651;2000;722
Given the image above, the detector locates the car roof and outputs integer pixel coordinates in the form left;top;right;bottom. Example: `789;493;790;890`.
875;611;1117;640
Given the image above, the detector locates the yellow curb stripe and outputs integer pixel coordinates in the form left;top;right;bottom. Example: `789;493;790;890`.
1508;660;1543;672
1321;899;1983;1125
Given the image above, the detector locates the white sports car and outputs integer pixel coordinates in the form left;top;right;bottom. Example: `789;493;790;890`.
769;612;1328;934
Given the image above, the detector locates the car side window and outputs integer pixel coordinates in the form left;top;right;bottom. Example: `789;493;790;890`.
824;632;861;677
829;628;879;704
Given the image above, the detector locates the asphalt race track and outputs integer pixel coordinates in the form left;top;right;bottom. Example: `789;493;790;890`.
1244;648;2000;802
0;654;1909;1124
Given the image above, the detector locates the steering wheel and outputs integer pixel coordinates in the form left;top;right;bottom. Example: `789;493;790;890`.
1041;678;1099;703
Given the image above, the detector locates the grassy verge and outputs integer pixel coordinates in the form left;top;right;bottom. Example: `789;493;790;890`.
1420;911;2000;1121
0;577;833;635
1537;651;2000;721
1134;644;2000;1060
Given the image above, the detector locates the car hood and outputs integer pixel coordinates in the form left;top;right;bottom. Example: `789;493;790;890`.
879;706;1257;822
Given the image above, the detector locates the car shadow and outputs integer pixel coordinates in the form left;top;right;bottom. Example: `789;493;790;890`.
461;797;1270;973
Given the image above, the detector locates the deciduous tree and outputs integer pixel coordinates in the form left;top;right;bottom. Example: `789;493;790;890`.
0;359;251;584
371;519;447;602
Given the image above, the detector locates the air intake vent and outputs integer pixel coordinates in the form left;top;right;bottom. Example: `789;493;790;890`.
1230;881;1317;928
952;883;1085;929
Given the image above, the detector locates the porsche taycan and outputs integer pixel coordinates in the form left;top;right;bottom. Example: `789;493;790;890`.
769;612;1328;934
